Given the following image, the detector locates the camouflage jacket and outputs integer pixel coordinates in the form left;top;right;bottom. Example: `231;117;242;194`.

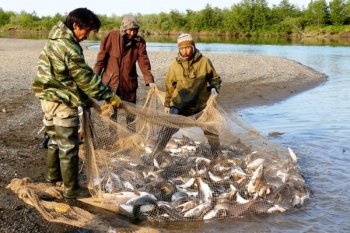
164;49;221;116
32;21;114;107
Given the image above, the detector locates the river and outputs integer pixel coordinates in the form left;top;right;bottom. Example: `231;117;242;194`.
92;42;348;232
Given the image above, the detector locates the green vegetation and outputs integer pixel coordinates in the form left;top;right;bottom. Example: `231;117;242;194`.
1;0;350;37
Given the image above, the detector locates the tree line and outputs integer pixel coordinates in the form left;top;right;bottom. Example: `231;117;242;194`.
1;0;350;36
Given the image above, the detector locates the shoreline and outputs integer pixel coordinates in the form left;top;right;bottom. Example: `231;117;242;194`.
0;38;327;109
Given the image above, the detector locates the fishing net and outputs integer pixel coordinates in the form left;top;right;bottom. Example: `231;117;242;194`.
7;88;309;226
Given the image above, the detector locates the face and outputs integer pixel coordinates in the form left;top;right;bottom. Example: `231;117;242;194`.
179;46;194;60
73;23;91;42
125;28;138;40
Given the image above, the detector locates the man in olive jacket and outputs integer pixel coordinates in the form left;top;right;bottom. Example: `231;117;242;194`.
152;33;222;159
32;8;122;199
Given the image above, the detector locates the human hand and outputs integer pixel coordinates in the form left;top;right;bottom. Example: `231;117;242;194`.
109;94;122;108
165;107;170;114
149;83;156;89
211;88;217;96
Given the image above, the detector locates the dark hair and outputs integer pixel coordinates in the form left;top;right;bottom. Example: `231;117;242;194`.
65;8;101;32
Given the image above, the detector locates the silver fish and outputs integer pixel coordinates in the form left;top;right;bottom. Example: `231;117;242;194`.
176;177;195;192
203;202;229;220
184;202;212;218
247;158;265;170
196;177;213;203
208;171;228;182
288;147;298;164
236;192;250;204
247;164;264;194
105;172;123;193
176;200;198;213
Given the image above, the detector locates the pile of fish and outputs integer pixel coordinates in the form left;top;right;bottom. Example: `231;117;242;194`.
92;136;309;222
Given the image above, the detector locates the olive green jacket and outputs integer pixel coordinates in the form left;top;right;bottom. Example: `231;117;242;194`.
32;21;114;107
164;49;221;116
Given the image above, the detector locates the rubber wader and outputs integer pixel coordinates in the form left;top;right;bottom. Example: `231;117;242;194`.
46;125;62;182
55;125;91;199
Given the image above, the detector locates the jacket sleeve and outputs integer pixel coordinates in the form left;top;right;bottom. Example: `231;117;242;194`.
164;62;176;107
137;41;154;85
207;59;222;93
67;46;114;102
93;33;111;75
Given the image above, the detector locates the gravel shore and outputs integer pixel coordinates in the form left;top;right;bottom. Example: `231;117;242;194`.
0;38;327;232
1;38;327;109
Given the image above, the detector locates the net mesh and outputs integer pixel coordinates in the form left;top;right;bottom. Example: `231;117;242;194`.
7;88;309;226
81;88;309;221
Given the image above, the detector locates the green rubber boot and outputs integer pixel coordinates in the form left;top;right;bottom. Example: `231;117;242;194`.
55;125;91;199
45;125;62;182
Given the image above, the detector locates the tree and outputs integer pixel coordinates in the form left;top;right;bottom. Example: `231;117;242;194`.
304;0;330;26
252;0;269;32
0;8;12;27
231;0;255;33
329;0;346;25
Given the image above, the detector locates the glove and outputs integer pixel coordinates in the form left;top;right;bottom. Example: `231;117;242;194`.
211;88;218;96
165;107;170;114
109;94;122;108
149;83;156;89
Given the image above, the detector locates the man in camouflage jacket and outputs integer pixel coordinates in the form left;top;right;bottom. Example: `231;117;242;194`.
32;8;122;199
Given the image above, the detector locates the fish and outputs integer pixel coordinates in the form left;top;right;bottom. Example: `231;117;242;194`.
268;131;285;136
176;200;198;213
126;192;157;205
277;170;289;183
157;201;188;221
203;202;229;220
236;192;250;204
228;202;254;218
105;172;123;193
288;147;298;164
119;203;134;218
171;191;188;202
196;177;213;203
176;177;195;192
208;171;228;182
181;145;198;152
132;195;158;221
248;200;286;215
247;164;264;194
247;158;265;170
184;202;212;218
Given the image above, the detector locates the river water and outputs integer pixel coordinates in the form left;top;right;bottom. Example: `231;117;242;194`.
101;42;348;232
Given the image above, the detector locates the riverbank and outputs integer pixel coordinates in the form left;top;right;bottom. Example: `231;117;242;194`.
0;38;327;232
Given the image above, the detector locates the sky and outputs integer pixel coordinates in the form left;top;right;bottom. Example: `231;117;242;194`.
0;0;312;17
